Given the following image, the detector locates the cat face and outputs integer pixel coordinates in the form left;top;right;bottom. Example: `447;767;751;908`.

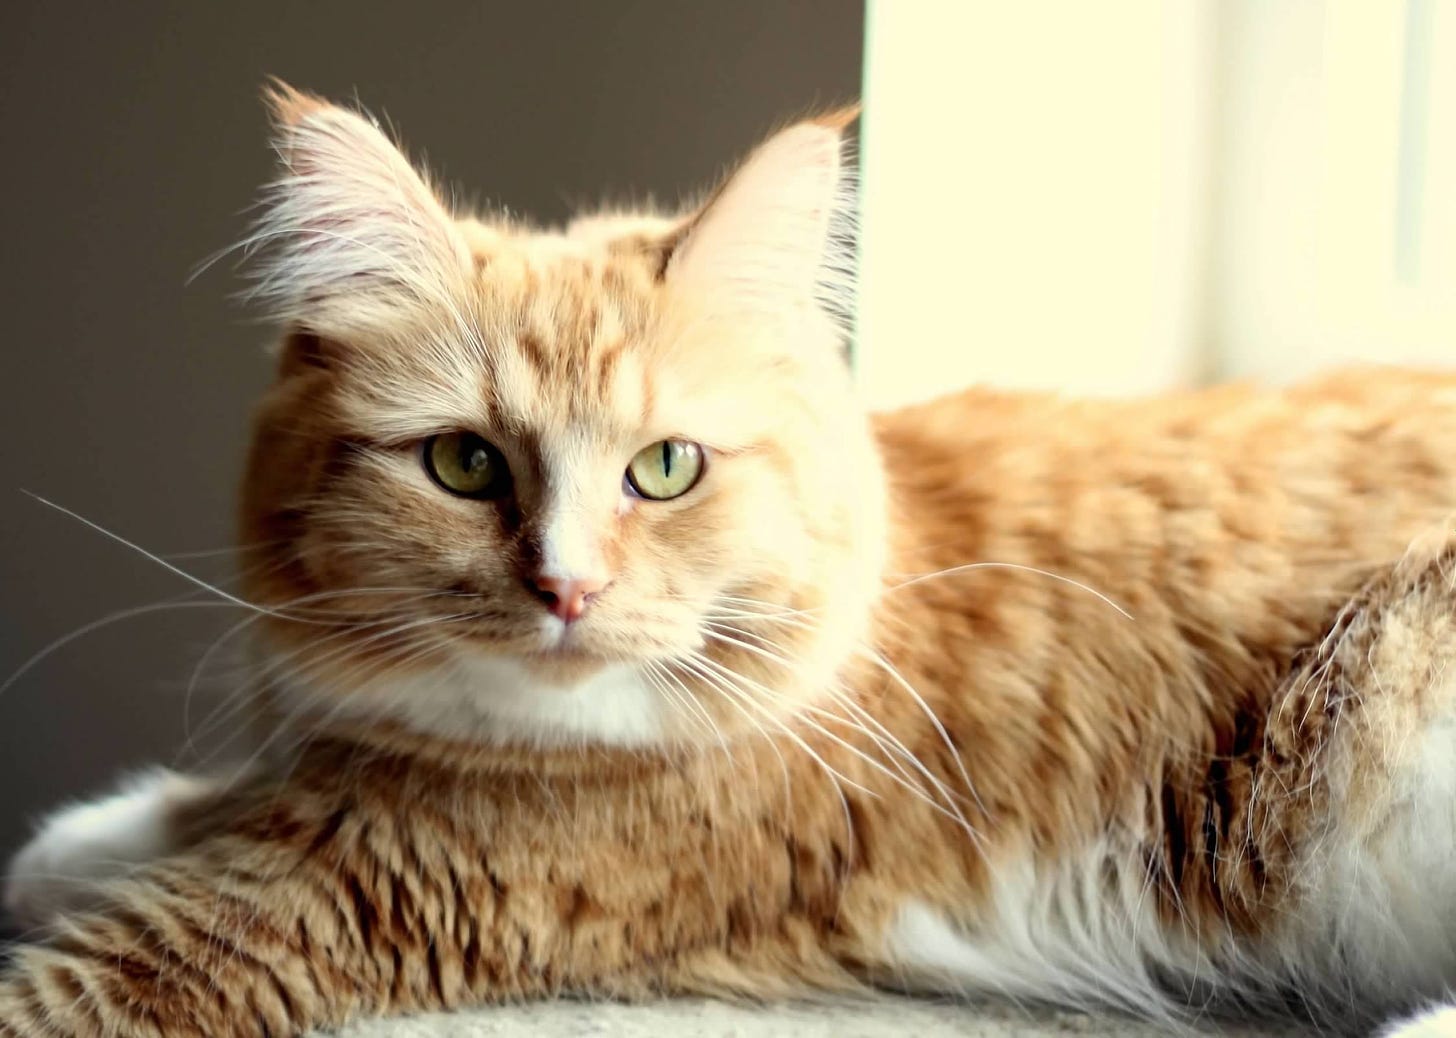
238;85;885;748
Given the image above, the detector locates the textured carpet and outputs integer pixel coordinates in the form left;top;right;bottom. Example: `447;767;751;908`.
327;997;1306;1037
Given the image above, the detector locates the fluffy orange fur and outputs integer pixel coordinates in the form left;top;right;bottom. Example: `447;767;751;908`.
4;85;1456;1037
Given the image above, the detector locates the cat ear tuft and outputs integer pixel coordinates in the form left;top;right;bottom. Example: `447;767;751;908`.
261;78;331;130
246;80;473;338
809;103;862;133
667;109;858;326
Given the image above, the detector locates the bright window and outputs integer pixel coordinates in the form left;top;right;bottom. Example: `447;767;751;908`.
858;0;1456;408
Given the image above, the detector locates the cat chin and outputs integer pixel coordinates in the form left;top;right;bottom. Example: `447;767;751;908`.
274;650;670;749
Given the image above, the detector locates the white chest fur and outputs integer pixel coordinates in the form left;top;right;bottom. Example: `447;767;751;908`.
277;652;668;748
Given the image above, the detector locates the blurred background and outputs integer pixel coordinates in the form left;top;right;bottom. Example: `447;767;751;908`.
860;1;1456;405
0;0;1453;859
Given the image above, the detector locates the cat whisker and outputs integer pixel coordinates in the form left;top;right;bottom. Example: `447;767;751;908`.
709;593;826;620
812;686;977;825
187;609;480;770
688;640;981;843
178;587;477;745
677;649;876;803
194;639;475;994
674;652;859;865
852;643;990;820
883;561;1134;621
697;612;987;843
657;656;791;820
641;659;726;751
0;599;248;703
190;635;460;988
181;613;480;993
714;597;995;826
160;538;291;562
21;491;294;618
19;491;490;627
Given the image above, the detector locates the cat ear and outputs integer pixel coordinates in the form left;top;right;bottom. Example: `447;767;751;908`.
666;108;857;323
247;81;473;338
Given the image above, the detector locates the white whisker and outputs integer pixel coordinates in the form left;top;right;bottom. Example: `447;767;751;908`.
886;561;1134;621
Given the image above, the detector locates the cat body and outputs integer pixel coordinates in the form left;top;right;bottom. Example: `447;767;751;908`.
4;87;1456;1036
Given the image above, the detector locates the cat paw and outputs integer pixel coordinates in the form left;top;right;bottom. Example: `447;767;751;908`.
3;770;197;930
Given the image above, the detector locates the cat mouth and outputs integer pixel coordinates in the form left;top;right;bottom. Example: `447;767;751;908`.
517;644;615;684
523;617;618;663
527;638;601;662
448;613;683;666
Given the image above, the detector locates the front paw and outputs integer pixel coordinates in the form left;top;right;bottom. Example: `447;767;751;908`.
5;770;195;930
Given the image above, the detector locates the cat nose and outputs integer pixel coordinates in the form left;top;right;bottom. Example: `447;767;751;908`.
529;573;609;623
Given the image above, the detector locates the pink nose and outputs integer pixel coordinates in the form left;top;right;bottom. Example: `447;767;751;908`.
530;574;608;623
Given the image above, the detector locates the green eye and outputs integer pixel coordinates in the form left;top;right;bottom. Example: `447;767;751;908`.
423;432;509;498
626;440;704;500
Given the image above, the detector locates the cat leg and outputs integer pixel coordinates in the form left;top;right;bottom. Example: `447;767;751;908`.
0;767;410;1036
0;740;852;1038
3;769;216;931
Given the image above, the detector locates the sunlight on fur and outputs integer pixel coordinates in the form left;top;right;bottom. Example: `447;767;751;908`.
3;83;1456;1037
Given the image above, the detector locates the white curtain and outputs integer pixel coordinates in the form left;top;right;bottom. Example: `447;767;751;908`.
857;0;1456;410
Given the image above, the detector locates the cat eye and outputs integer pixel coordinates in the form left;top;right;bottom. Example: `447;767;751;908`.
422;432;510;499
625;440;704;500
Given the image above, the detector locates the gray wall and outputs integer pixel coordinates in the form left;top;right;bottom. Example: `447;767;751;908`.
0;2;863;855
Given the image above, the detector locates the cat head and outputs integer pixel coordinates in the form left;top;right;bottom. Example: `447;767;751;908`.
238;83;886;750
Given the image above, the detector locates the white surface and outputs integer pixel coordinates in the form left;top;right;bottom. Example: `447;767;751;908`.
329;997;1300;1038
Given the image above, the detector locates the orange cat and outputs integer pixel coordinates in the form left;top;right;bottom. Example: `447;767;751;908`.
4;84;1456;1037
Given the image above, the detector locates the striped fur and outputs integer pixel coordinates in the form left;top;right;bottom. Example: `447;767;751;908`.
6;85;1456;1036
